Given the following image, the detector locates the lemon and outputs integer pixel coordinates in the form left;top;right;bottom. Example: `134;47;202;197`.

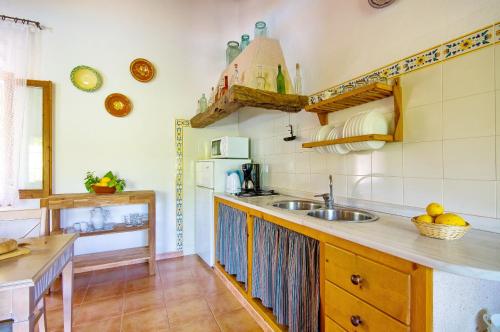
435;213;466;226
415;214;433;223
426;203;444;217
101;177;111;183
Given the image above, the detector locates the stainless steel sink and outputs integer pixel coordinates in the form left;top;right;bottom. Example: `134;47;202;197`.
307;208;378;222
272;200;323;210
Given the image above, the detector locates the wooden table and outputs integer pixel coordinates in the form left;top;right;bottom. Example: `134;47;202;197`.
0;234;77;331
41;191;156;275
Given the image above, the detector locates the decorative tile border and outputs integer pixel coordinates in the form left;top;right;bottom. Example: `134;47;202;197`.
309;21;499;105
175;119;190;251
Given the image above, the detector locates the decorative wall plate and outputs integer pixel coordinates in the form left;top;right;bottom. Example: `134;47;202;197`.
130;58;155;82
70;65;103;92
105;93;132;117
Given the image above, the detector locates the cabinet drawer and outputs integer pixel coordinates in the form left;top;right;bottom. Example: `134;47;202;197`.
325;316;347;332
325;243;410;324
325;282;409;332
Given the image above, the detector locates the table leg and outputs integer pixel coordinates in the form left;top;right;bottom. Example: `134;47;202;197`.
61;261;73;332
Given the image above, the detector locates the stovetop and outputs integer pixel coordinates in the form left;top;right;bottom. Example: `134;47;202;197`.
235;189;278;197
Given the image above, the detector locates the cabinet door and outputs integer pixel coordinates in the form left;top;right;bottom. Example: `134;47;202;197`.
325;316;347;332
324;244;410;324
325;282;409;332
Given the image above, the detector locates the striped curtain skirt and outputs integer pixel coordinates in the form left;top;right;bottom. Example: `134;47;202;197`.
215;203;248;287
252;217;320;332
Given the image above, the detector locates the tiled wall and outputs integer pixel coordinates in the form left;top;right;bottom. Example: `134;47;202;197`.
238;44;500;233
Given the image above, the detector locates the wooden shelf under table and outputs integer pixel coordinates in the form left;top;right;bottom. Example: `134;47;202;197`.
302;134;394;148
74;247;150;274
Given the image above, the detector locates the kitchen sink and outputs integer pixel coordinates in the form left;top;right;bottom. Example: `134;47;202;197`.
272;200;323;210
307;208;378;222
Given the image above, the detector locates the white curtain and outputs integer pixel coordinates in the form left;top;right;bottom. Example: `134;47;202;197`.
0;21;38;207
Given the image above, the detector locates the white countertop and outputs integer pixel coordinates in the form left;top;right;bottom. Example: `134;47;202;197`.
215;193;500;282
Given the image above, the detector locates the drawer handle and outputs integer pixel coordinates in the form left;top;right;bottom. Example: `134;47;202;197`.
350;274;362;285
350;315;362;327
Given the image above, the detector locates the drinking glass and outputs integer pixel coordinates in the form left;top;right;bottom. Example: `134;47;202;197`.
226;41;240;65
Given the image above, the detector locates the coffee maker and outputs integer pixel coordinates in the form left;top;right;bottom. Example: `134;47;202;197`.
241;163;256;193
238;163;276;197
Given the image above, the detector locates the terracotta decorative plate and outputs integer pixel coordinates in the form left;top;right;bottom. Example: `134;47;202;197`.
130;58;155;82
70;65;103;92
105;93;132;117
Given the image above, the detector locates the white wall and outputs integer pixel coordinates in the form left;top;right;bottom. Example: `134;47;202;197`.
2;0;240;253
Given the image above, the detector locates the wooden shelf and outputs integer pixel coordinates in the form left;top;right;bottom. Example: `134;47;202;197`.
190;85;308;128
41;190;156;275
302;134;394;148
74;247;150;274
305;78;402;130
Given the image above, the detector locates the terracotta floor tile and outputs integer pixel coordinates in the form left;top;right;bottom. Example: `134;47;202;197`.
74;272;93;289
205;290;243;316
166;297;213;327
215;308;263;332
89;267;127;285
168;316;221;332
122;308;169;332
73;296;123;325
126;262;152;280
45;287;86;310
124;289;165;314
197;274;229;295
83;280;125;303
126;275;162;293
164;280;202;302
72;318;121;332
161;270;196;287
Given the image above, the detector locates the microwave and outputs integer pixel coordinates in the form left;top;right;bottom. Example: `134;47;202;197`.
211;136;249;159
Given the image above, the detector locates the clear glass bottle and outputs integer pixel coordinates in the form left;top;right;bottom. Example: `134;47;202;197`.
294;63;302;94
240;34;250;51
230;64;241;87
199;94;208;113
276;64;286;94
254;21;267;38
208;86;215;105
255;65;266;90
226;41;240;65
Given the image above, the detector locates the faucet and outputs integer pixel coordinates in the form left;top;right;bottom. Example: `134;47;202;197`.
315;175;334;209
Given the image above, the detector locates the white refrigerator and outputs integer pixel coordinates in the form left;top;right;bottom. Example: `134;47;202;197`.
195;159;250;266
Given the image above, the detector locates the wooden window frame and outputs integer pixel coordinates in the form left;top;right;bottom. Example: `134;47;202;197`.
18;79;53;199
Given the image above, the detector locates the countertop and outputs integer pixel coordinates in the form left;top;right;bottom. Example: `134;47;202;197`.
215;193;500;282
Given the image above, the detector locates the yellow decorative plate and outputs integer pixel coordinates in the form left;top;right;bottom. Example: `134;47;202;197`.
105;93;132;117
70;65;103;92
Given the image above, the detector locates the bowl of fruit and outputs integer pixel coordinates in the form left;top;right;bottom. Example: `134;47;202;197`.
412;203;470;240
84;171;126;195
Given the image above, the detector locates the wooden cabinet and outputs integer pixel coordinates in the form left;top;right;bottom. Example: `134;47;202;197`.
213;197;432;332
324;244;411;324
322;238;432;332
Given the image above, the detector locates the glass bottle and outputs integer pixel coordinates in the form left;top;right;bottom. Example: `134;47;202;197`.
230;64;241;87
254;21;267;38
199;94;208;113
294;63;302;94
226;41;240;65
276;64;286;94
208;86;215;105
255;65;266;90
240;34;250;51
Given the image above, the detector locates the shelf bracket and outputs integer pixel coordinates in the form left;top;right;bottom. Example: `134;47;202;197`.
317;113;329;126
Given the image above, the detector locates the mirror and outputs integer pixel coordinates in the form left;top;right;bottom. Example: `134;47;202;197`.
18;80;52;199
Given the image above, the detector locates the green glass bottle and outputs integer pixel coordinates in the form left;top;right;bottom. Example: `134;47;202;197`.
276;64;286;94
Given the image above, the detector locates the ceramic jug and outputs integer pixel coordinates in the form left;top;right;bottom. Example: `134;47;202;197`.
90;207;109;230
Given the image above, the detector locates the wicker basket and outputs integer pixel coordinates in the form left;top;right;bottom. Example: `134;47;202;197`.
91;185;116;195
411;217;470;240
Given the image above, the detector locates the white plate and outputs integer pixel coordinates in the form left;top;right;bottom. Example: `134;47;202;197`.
316;125;334;154
333;127;349;154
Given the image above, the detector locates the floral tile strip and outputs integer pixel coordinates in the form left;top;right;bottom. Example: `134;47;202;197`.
401;46;442;73
175;119;190;251
309;22;497;105
443;27;493;59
